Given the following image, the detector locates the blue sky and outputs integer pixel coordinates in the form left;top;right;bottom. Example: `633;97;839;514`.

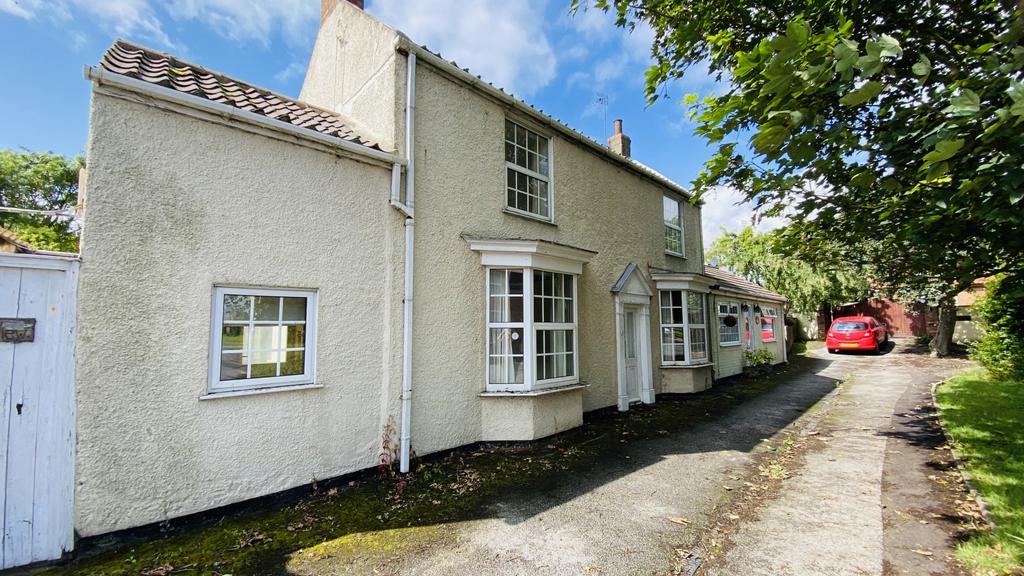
0;0;778;248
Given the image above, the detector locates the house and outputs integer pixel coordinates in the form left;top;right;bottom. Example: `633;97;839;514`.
954;277;991;343
63;0;791;547
0;226;36;253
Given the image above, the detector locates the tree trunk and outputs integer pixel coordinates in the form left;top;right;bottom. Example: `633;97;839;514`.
930;295;956;357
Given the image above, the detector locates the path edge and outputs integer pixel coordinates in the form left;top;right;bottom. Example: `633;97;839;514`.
930;379;997;530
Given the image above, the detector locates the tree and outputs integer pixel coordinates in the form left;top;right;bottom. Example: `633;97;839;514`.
707;226;869;315
578;0;1024;355
0;150;82;252
970;273;1024;380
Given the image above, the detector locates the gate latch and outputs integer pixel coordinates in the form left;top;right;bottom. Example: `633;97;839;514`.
0;318;35;343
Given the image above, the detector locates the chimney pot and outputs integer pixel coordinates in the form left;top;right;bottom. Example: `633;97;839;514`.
608;118;631;158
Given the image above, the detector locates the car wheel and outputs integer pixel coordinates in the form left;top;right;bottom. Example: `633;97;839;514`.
827;348;837;354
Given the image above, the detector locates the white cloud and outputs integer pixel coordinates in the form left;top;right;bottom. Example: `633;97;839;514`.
368;0;557;98
167;0;317;47
3;0;319;50
0;0;34;19
274;61;306;83
72;0;174;48
700;186;787;252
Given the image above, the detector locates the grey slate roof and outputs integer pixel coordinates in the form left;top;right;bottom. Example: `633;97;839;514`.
99;40;382;151
704;266;787;303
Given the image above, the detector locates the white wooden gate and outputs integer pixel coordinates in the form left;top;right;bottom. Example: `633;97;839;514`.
0;253;78;568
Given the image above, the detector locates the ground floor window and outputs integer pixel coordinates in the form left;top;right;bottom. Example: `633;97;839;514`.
761;306;778;343
209;286;317;393
718;301;740;346
660;290;708;365
487;268;578;391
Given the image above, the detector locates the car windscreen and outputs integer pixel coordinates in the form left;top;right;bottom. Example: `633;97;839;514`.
832;321;868;331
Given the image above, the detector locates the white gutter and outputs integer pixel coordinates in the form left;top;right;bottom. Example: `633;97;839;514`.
397;52;416;474
84;66;404;167
393;34;694;201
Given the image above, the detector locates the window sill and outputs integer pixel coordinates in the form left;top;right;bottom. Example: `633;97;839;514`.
479;383;587;397
503;207;557;227
199;382;323;401
719;342;742;348
665;251;686;259
660;362;713;370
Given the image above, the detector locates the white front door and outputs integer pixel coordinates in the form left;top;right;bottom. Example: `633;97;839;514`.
623;306;641;403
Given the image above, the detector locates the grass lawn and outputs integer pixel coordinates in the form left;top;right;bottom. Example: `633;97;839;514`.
936;369;1024;575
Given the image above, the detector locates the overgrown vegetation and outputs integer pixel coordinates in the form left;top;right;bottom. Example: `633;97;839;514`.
708;226;869;315
936;370;1024;574
46;354;818;575
577;0;1024;356
969;274;1024;380
0;149;82;252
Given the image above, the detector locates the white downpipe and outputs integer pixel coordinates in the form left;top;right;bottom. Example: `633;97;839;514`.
398;52;417;474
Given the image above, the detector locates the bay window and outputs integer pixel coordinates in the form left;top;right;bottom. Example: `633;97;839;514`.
660;290;708;365
486;268;578;391
718;301;741;346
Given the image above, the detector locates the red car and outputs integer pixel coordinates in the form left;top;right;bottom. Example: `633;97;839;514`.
826;316;889;354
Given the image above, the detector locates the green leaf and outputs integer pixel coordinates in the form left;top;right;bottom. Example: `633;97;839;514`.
877;34;903;59
944;89;981;116
923;139;965;164
856;53;883;77
912;55;932;78
786;19;809;46
839;81;885;106
1008;81;1024;116
834;39;859;73
1012;190;1024;205
751;124;791;154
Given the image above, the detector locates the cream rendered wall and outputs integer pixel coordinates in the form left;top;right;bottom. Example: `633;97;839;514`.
406;63;702;455
299;1;403;153
75;90;403;536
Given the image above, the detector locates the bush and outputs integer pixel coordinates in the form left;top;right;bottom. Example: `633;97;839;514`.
970;274;1024;380
745;348;775;366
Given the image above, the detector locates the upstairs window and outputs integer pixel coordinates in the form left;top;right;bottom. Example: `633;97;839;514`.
210;287;317;393
718;301;741;346
505;119;551;220
660;290;708;365
664;195;684;256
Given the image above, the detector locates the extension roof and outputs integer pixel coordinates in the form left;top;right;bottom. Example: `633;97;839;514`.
704;266;787;303
98;40;381;151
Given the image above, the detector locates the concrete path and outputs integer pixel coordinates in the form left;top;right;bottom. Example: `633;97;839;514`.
389;342;972;576
709;343;972;576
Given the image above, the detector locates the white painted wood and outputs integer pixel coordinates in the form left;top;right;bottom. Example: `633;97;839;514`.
623;307;640;402
0;257;77;568
0;266;22;570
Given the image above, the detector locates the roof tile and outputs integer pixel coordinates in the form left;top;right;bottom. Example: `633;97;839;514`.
98;40;382;151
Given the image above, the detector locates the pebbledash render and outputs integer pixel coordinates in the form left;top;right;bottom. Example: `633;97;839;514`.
75;0;788;537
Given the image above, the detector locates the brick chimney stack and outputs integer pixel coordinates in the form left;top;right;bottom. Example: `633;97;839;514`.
608;119;631;158
321;0;363;24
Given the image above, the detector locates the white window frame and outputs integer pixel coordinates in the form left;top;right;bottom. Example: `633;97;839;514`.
717;301;741;346
505;119;554;222
208;286;318;393
659;289;709;366
485;267;579;392
761;306;778;343
663;195;685;257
